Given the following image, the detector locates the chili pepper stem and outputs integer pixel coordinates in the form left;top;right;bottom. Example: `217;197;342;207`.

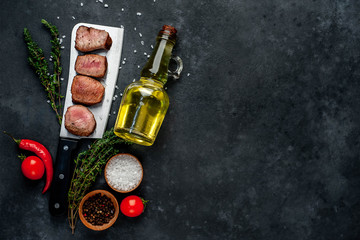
3;131;21;145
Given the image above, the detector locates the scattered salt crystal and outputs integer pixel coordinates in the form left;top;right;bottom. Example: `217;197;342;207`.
121;8;124;11
154;0;156;2
141;41;144;45
120;25;124;28
60;78;64;81
59;39;63;44
49;58;52;62
147;55;150;58
99;0;103;2
133;79;136;82
133;50;137;53
88;145;91;149
57;16;60;19
80;2;83;6
144;52;147;56
115;85;119;89
113;111;116;114
150;45;154;49
119;66;122;69
124;58;127;61
115;95;118;98
122;60;126;65
72;16;76;20
61;46;65;49
47;100;50;103
187;73;191;76
139;33;142;37
62;35;66;38
165;87;168;90
137;65;140;68
136;12;142;16
113;97;116;101
134;27;137;31
120;93;123;96
104;4;109;8
105;155;143;192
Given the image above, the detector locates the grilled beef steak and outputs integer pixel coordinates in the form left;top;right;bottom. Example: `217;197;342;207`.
65;105;96;136
71;75;105;105
75;54;107;78
75;26;112;52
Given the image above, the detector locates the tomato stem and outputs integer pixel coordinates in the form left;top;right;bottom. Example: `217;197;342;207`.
3;131;21;145
141;198;149;210
18;154;27;162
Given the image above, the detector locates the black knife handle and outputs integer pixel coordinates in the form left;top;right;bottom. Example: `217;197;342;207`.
49;138;78;216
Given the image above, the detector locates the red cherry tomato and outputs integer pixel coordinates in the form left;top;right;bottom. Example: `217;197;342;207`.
120;195;146;217
21;156;45;180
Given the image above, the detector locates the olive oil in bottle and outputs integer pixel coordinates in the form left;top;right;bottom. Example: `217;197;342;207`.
114;25;178;146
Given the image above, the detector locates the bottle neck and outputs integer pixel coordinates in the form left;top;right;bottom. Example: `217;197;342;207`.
140;33;176;85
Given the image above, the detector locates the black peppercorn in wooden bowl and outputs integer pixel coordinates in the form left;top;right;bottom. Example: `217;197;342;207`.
79;190;119;231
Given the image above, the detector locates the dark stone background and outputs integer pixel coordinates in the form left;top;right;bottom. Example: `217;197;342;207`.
0;0;360;239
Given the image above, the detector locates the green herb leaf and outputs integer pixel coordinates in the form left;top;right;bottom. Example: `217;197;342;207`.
68;128;131;234
24;19;63;125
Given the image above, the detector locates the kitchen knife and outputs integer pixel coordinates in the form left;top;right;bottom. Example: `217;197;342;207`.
49;23;124;216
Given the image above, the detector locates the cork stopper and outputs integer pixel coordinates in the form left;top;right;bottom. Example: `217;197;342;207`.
159;25;177;40
162;25;177;34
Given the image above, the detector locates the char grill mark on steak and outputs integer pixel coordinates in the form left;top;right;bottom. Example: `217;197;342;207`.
75;26;112;52
65;105;96;136
75;54;107;78
71;75;105;106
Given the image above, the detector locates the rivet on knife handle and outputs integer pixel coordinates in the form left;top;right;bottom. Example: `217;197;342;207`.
49;139;78;216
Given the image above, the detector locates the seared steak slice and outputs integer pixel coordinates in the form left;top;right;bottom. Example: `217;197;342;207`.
75;26;112;52
71;75;105;105
75;54;107;78
65;105;96;136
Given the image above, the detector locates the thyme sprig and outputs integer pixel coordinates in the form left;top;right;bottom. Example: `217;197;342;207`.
68;129;131;234
24;19;63;125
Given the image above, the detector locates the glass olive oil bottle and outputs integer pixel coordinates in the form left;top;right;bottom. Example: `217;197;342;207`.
114;25;178;146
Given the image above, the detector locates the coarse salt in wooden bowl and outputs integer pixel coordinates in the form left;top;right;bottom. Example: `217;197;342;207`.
104;153;143;193
79;189;119;231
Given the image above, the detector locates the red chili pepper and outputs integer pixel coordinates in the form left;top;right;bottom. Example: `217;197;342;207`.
4;132;53;194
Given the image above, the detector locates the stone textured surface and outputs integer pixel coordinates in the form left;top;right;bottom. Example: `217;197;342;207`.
1;0;360;239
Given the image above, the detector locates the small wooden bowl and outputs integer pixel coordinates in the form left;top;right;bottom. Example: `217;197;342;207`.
79;190;119;231
104;153;143;193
